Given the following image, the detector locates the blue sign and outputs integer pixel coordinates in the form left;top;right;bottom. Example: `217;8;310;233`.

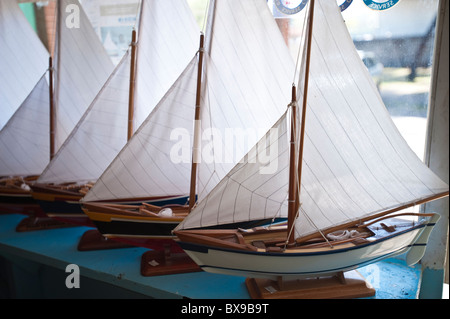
338;0;353;12
274;0;309;15
362;0;401;11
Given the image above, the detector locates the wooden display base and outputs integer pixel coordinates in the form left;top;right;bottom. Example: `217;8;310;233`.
140;247;201;277
246;270;376;299
77;229;132;251
15;216;74;232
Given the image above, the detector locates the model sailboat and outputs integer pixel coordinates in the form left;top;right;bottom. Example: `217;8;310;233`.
1;0;50;215
81;0;294;251
174;0;449;289
1;0;114;221
30;0;200;227
0;75;50;215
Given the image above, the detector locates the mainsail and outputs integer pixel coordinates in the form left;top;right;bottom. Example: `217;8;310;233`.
37;0;200;186
0;0;49;129
83;0;295;205
52;0;114;151
175;0;449;238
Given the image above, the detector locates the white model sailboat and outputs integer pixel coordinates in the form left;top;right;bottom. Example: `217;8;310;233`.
30;0;200;227
174;0;449;290
1;0;114;220
1;0;49;215
81;0;295;251
0;75;50;215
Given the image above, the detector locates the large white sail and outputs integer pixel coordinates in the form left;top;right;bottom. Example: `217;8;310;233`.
177;110;291;230
0;0;49;129
0;76;50;177
37;0;200;185
83;0;294;203
38;51;132;184
84;57;199;201
176;0;449;237
53;0;114;151
133;0;200;130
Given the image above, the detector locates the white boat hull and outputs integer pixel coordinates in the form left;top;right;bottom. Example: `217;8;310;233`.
178;217;438;280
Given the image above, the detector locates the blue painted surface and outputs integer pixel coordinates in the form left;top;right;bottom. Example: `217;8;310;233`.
0;214;423;299
358;257;422;299
419;268;445;299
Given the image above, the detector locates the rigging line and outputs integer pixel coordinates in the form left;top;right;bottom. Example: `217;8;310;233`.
292;0;310;85
135;0;143;30
293;155;333;248
283;101;333;250
201;0;211;34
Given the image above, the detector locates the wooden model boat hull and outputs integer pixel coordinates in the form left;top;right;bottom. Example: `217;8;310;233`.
0;189;45;216
1;176;44;216
31;185;88;226
32;183;189;227
83;201;287;252
0;179;45;216
36;202;88;226
176;214;439;280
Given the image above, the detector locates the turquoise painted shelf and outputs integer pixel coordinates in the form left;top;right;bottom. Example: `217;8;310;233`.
0;214;422;299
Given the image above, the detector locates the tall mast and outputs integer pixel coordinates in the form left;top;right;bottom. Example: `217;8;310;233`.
287;85;298;245
50;0;62;160
49;57;55;160
188;33;205;213
288;0;315;245
127;29;137;141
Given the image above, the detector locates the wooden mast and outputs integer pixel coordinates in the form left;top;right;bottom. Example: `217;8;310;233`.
288;0;315;245
188;33;205;213
50;0;62;160
287;85;298;245
49;56;56;160
127;29;137;141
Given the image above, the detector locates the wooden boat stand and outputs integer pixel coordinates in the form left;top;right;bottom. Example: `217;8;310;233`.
15;215;74;232
77;229;132;251
139;33;204;277
140;243;201;277
246;270;376;299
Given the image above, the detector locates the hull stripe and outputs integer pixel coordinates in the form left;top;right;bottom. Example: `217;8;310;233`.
179;223;431;257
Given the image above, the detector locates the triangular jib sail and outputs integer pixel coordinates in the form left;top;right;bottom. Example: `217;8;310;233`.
0;76;50;177
38;50;132;185
0;0;49;129
53;0;114;151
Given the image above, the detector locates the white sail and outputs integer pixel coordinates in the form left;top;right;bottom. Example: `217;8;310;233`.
37;51;132;184
0;0;49;129
37;0;200;185
84;57;199;201
0;76;50;177
53;0;114;151
177;110;291;230
83;0;294;203
176;0;449;237
133;0;200;130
